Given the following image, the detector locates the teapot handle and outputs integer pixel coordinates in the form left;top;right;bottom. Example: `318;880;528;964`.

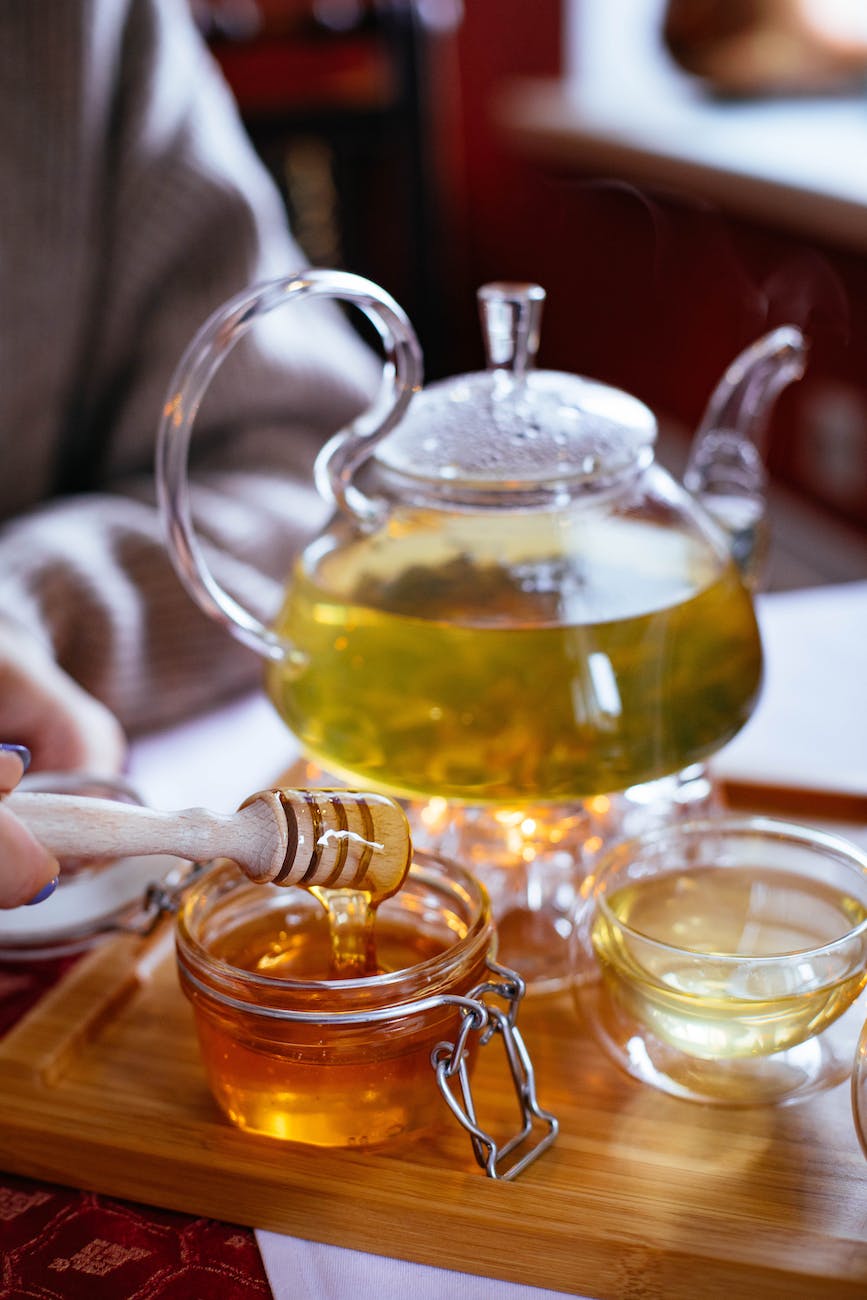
684;324;808;587
156;269;423;662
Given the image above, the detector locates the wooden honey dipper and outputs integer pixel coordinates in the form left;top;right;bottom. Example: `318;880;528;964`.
6;787;412;900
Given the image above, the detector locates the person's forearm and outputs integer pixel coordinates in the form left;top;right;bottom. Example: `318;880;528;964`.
0;447;328;733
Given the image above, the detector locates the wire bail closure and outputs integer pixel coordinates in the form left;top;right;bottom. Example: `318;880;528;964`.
124;860;205;936
432;959;559;1180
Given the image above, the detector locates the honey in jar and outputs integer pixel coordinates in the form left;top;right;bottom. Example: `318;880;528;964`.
176;853;495;1147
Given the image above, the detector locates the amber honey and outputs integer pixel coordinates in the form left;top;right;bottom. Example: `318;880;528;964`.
268;510;761;803
176;855;494;1147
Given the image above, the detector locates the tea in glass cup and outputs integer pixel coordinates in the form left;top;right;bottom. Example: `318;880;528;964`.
573;816;867;1105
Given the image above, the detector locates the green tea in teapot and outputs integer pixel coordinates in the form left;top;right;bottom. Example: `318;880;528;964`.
267;504;761;804
157;274;806;817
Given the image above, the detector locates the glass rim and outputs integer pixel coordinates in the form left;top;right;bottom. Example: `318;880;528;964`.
175;849;493;1010
592;813;867;965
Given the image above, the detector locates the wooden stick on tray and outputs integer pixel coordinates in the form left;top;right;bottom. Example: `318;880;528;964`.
6;787;412;898
720;778;867;824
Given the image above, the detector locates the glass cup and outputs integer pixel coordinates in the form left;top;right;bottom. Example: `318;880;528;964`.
176;850;558;1171
854;1025;867;1157
573;816;867;1106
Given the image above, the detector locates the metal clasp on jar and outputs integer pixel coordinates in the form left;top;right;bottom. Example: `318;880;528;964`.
432;958;558;1180
120;860;205;936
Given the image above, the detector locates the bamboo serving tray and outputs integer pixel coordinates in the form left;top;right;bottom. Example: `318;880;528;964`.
1;918;866;1298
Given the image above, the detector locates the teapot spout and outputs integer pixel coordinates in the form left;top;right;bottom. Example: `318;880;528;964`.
684;326;808;586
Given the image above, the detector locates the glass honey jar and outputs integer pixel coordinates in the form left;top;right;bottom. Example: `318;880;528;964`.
175;851;557;1174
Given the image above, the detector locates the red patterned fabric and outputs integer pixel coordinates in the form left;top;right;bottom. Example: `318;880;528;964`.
0;962;272;1299
0;957;80;1037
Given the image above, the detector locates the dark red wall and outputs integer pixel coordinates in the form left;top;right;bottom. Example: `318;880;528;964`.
444;5;867;530
208;0;867;529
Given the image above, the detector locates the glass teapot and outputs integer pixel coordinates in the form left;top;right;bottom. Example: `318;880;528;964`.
157;271;806;810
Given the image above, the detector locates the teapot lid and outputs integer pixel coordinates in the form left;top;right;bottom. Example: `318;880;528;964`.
372;283;657;504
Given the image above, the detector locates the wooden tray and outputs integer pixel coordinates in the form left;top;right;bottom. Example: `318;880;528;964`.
1;922;866;1298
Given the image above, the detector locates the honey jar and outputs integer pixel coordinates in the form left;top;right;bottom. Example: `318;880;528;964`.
175;851;557;1172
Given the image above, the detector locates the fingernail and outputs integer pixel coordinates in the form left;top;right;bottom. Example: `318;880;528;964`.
0;744;31;772
25;878;58;906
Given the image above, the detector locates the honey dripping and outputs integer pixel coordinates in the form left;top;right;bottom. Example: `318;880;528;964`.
310;885;377;977
253;789;411;980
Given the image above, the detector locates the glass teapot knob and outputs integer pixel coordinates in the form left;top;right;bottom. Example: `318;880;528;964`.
156;269;422;662
478;281;545;377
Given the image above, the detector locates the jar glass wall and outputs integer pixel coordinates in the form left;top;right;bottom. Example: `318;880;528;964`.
176;852;495;1147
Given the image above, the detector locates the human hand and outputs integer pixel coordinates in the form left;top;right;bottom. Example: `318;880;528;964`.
0;745;59;908
0;622;126;774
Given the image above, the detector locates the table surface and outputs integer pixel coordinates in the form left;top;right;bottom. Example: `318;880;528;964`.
2;581;866;1299
496;61;867;253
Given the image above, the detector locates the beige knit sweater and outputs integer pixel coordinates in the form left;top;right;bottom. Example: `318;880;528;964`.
0;0;379;735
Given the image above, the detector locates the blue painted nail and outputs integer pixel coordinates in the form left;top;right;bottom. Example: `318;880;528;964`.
0;744;31;772
25;878;58;906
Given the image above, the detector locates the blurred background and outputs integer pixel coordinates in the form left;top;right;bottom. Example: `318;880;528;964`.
190;0;867;589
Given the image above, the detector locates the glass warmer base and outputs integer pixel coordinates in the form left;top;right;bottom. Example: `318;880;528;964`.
408;765;719;994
